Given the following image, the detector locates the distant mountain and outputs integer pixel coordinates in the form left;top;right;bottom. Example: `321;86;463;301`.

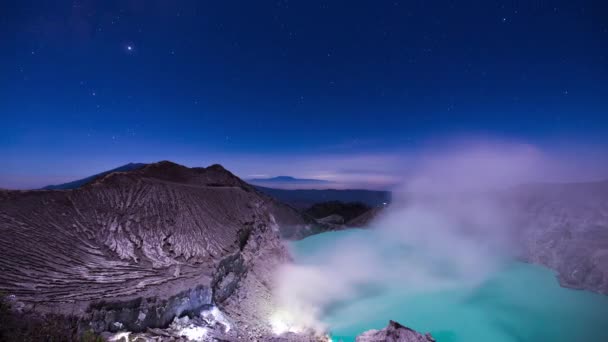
254;185;391;209
42;162;147;190
248;175;330;184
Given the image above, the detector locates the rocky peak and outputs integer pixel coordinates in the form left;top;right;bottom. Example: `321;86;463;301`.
86;160;250;191
356;320;435;342
0;161;309;339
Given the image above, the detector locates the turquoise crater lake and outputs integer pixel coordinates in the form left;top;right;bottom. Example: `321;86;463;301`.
290;230;608;342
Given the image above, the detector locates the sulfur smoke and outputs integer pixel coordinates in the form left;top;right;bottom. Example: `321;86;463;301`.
270;142;549;335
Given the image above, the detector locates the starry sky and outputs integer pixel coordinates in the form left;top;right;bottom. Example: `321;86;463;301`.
1;1;607;189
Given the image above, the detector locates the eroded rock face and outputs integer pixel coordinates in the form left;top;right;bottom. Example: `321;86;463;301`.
87;285;213;333
0;161;309;337
356;320;435;342
211;210;295;339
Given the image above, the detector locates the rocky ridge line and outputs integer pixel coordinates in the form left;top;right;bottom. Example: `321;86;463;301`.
0;161;313;339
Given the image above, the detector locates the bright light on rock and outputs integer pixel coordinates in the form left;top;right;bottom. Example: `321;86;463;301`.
201;306;232;332
108;332;131;341
178;326;208;341
270;310;303;335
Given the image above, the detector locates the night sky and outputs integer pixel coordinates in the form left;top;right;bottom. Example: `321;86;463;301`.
1;1;607;189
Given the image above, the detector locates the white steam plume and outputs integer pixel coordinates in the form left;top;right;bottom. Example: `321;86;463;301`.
270;142;546;335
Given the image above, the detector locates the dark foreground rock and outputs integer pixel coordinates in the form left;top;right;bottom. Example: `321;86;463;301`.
0;161;313;340
279;201;386;240
253;187;391;210
356;320;435;342
304;201;372;223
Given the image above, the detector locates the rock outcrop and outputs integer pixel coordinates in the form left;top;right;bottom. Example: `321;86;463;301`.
504;180;608;295
279;201;386;239
304;201;372;223
356;320;435;342
0;161;310;338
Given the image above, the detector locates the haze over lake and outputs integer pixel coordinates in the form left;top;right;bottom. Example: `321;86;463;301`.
291;230;608;342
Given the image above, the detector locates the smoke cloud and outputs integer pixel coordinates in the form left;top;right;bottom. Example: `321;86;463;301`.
270;142;551;335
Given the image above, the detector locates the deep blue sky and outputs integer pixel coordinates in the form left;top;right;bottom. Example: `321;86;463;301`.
1;1;607;188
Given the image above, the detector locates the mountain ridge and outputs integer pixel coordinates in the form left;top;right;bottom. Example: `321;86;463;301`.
249;175;330;183
0;160;313;340
254;185;391;209
42;162;147;190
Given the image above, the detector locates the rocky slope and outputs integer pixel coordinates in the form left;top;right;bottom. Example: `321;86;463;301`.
505;180;608;295
42;162;147;190
0;161;312;339
356;321;435;342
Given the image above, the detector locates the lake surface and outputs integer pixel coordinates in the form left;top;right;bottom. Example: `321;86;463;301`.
290;230;608;342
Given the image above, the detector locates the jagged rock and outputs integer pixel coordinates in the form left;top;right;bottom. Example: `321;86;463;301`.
107;309;234;341
0;161;309;338
87;286;213;332
356;320;435;342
